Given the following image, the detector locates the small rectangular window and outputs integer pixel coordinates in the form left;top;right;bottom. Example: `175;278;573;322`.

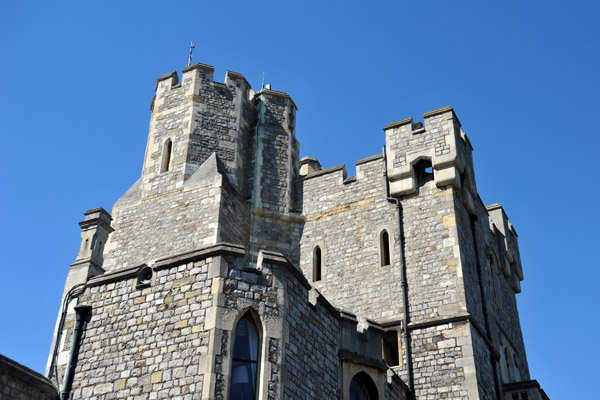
382;330;400;366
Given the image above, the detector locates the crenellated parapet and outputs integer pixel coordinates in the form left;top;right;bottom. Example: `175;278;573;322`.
144;63;255;198
384;106;479;213
486;203;524;293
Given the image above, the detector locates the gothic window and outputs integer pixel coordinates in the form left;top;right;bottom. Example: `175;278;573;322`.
313;246;322;281
229;315;260;400
162;139;173;172
349;372;378;400
380;230;390;266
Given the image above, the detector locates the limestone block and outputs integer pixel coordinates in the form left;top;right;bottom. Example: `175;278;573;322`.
433;164;460;189
389;176;416;196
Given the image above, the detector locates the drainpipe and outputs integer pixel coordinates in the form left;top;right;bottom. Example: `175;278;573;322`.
48;283;86;395
61;305;92;400
469;215;502;400
382;146;414;395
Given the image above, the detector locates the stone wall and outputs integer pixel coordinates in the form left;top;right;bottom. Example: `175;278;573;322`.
299;156;405;323
1;354;58;400
64;258;214;399
283;270;339;399
103;168;224;271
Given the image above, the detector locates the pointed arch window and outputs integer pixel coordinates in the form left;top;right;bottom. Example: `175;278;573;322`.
380;230;390;266
162;139;173;172
349;372;378;400
229;315;259;400
313;246;322;282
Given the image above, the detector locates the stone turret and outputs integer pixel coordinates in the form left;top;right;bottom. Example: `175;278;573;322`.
143;64;254;197
67;208;113;290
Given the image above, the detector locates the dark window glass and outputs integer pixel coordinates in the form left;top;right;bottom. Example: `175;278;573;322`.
349;372;378;400
313;246;322;281
163;139;172;172
381;231;390;266
229;317;259;400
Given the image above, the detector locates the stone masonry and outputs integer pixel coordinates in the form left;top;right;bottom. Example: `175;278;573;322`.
46;62;548;400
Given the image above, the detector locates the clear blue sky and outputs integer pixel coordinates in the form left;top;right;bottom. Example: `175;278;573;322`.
1;1;598;398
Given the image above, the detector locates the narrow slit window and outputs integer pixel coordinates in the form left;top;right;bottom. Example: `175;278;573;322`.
380;230;390;266
90;235;97;251
162;139;173;172
229;315;260;400
313;246;322;282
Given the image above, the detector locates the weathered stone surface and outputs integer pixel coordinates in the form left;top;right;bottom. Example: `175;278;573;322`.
46;63;544;400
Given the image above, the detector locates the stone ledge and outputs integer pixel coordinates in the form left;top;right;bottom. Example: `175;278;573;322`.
384;117;413;131
356;153;383;166
86;265;139;287
182;62;215;74
254;88;298;110
299;164;346;181
338;349;387;371
154;242;246;271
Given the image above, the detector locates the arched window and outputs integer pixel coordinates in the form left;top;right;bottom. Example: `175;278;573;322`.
349;372;378;400
380;230;390;266
229;315;259;400
162;139;173;172
313;246;322;282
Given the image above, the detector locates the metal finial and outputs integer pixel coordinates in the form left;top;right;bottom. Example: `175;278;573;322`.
262;71;265;88
187;41;195;67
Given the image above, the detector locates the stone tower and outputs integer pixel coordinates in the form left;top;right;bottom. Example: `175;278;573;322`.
46;63;548;400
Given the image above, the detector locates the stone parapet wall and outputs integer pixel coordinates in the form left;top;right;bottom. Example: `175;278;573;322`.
0;354;58;400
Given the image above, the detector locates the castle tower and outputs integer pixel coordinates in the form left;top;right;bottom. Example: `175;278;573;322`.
46;62;548;400
383;107;528;399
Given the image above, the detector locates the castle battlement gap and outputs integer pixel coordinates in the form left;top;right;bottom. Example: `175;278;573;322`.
45;61;548;400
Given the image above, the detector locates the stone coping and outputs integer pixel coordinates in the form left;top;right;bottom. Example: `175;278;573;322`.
423;106;461;126
154;242;246;271
356;153;383;166
254;89;298;111
0;353;58;397
299;164;346;181
384;117;413;130
225;70;251;88
182;62;215;74
154;71;178;90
